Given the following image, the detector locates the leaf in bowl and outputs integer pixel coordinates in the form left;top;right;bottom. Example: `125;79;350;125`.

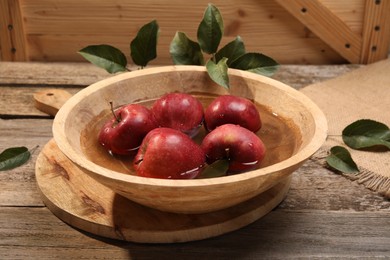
206;58;229;89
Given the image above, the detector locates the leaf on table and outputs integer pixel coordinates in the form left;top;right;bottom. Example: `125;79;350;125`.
78;44;128;74
215;36;246;66
198;160;229;178
170;32;204;65
230;52;279;77
0;147;31;171
130;20;159;67
197;3;223;54
326;146;359;174
342;119;390;150
206;58;229;89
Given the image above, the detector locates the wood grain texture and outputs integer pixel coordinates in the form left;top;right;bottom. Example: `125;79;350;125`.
0;61;361;87
15;0;349;64
0;63;362;118
35;139;291;243
1;117;388;211
360;0;390;63
1;207;389;259
51;65;327;214
33;89;72;116
0;61;111;85
0;0;27;61
2;61;390;258
0;86;80;118
276;0;361;64
2;0;388;64
319;0;365;32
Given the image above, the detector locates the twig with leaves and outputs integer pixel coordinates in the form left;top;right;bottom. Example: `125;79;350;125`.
78;4;279;89
325;119;390;174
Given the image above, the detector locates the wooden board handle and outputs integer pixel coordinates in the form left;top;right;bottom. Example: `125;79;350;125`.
33;89;72;116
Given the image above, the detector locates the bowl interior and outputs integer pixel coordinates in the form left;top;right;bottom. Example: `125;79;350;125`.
52;65;327;213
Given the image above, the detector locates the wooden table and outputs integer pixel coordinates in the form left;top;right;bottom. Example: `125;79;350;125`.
1;62;389;259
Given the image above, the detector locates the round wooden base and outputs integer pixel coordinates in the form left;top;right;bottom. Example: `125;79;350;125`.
35;139;291;243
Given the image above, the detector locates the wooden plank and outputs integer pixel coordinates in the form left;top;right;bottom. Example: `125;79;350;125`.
0;61;360;86
20;0;303;36
272;63;363;88
0;61;110;85
0;0;27;61
3;0;380;64
276;0;362;64
18;0;347;64
360;0;390;63
0;86;80;118
0;119;53;148
0;63;362;117
319;0;365;33
0;118;52;206
26;33;343;64
1;207;389;258
2;118;389;211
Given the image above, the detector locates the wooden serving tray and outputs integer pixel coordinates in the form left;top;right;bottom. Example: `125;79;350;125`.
35;139;291;243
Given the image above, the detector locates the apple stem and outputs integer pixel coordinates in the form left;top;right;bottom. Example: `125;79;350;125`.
110;101;121;123
225;148;230;158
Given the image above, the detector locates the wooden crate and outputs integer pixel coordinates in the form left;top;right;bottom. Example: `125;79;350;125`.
1;0;389;64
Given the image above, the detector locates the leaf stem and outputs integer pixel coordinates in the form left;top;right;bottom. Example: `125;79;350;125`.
29;145;40;155
212;53;216;63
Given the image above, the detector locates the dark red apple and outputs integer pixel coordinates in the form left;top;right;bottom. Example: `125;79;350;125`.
151;92;204;137
204;95;261;132
201;124;266;173
133;127;206;179
98;103;157;155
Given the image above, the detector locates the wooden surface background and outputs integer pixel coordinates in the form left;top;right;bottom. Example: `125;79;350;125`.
1;0;390;64
1;61;390;258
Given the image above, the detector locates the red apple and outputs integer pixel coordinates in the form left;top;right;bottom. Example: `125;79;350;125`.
134;127;206;179
151;92;204;137
201;124;266;173
98;103;157;155
204;95;261;132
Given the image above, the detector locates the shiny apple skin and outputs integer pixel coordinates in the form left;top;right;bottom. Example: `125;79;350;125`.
98;104;158;155
134;128;206;179
204;95;261;132
201;124;266;173
151;93;204;137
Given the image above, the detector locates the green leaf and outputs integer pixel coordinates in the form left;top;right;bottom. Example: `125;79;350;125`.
0;147;31;171
198;160;229;178
342;119;390;150
215;36;246;66
169;32;204;65
230;52;279;77
206;58;229;89
78;44;128;74
326;146;359;173
197;4;223;54
130;20;159;67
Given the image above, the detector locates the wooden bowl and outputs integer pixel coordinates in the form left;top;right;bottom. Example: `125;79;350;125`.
52;65;327;214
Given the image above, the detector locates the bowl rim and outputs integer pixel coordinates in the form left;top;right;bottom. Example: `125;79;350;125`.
53;65;327;188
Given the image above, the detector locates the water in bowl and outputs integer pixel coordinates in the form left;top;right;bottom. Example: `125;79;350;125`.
80;93;301;176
